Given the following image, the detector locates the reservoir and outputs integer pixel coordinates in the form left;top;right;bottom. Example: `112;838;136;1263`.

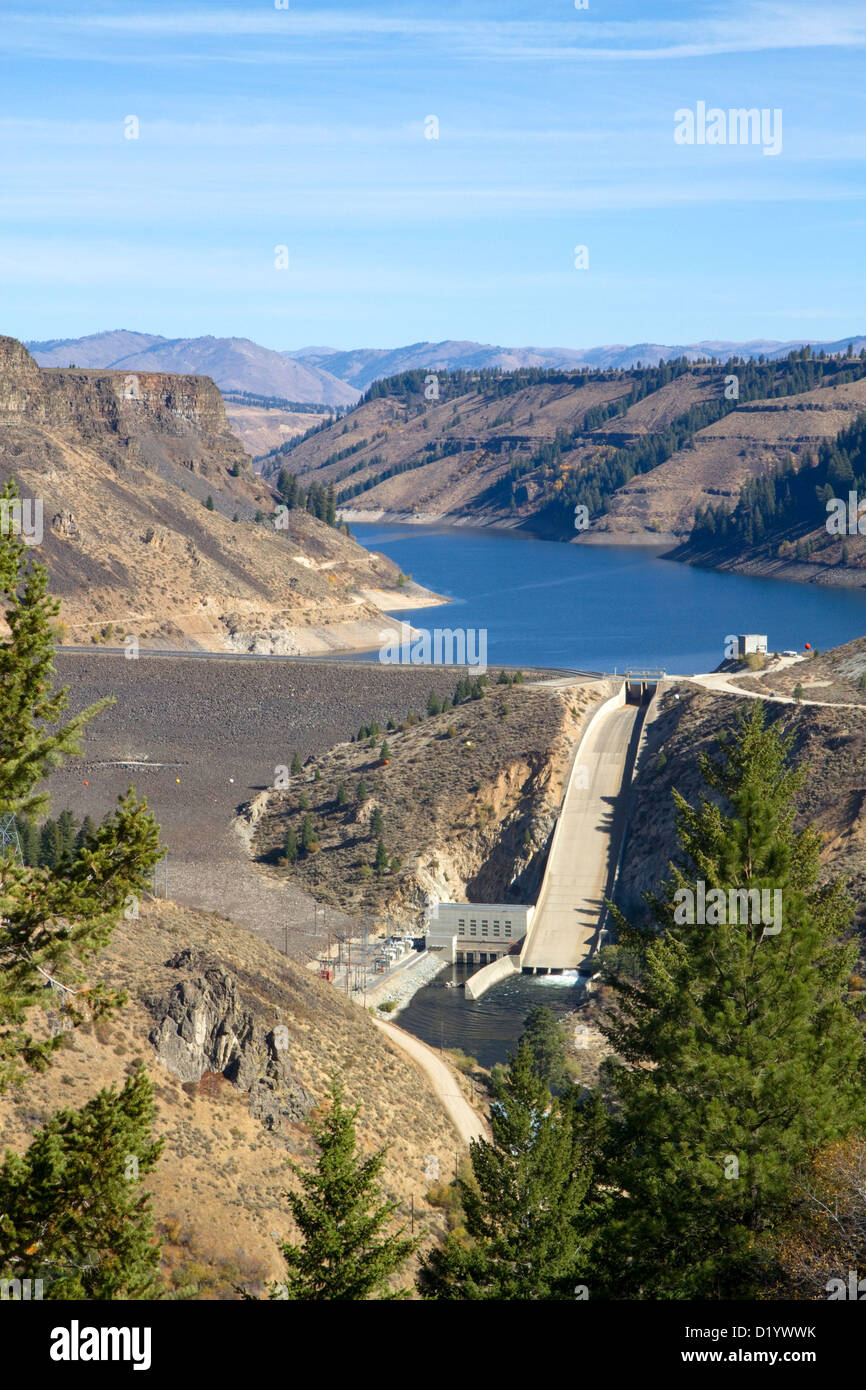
351;522;866;675
351;520;866;1063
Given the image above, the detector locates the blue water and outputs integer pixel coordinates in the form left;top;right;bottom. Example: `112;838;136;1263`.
352;522;866;674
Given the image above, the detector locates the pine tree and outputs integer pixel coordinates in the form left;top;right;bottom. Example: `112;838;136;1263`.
427;691;442;717
597;703;866;1298
291;752;302;776
336;782;348;809
418;1042;592;1299
74;815;98;854
16;815;39;866
268;1081;417;1299
520;1005;568;1091
284;826;299;863
38;815;66;870
380;740;391;763
0;480;161;1088
204;495;215;510
371;807;384;837
0;1065;163;1299
374;838;388;876
55;809;77;864
300;815;317;855
357;780;368;805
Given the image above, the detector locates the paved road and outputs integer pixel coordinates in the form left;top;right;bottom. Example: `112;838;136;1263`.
522;701;641;971
373;1019;490;1147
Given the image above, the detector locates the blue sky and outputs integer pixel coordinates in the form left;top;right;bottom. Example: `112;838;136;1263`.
2;0;865;351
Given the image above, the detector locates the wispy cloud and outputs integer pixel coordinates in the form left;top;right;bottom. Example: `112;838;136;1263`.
3;2;866;64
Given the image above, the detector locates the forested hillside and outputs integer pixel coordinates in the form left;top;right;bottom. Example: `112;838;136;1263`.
262;348;866;562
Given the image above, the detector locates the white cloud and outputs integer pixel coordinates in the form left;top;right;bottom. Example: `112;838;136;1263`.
3;2;866;64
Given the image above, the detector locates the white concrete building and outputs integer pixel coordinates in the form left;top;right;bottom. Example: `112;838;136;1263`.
737;634;768;657
426;903;534;965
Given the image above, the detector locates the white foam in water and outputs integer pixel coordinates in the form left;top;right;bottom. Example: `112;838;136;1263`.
535;970;585;988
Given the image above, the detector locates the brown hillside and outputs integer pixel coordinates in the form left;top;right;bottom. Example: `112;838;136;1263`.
0;899;465;1298
0;337;439;653
249;677;609;924
598;376;866;540
619;680;866;941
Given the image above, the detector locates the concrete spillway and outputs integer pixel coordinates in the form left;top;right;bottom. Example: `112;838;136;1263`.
520;693;643;973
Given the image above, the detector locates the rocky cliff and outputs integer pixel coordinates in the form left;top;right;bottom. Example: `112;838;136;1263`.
0;336;440;652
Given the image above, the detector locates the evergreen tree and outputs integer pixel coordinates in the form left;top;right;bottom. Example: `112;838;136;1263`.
74;815;98;854
336;781;348;809
300;815;317;855
357;779;368;805
520;1005;568;1091
204;495;215;510
55;809;77;865
380;740;391;763
597;703;866;1298
0;480;161;1088
0;1065;163;1299
374;838;388;876
268;1081;417;1299
427;691;442;717
291;752;302;776
16;815;39;866
371;807;384;837
418;1042;592;1299
284;826;299;864
38;815;66;870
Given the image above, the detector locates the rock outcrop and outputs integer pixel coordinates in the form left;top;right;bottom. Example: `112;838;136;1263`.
146;949;315;1132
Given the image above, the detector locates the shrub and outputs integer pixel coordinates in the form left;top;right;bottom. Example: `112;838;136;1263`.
445;1047;479;1075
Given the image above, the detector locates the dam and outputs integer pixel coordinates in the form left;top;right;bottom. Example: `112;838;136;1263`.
428;674;664;999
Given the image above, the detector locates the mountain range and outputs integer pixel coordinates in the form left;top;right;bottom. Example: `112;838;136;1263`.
286;336;866;392
27;330;866;406
26;332;360;408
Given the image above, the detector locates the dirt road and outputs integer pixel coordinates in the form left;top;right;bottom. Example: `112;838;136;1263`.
373;1019;490;1147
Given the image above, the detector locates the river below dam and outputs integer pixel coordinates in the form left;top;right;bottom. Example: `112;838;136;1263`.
351;520;866;1063
395;960;588;1070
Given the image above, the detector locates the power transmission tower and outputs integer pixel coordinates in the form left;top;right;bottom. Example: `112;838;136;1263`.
0;813;24;866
